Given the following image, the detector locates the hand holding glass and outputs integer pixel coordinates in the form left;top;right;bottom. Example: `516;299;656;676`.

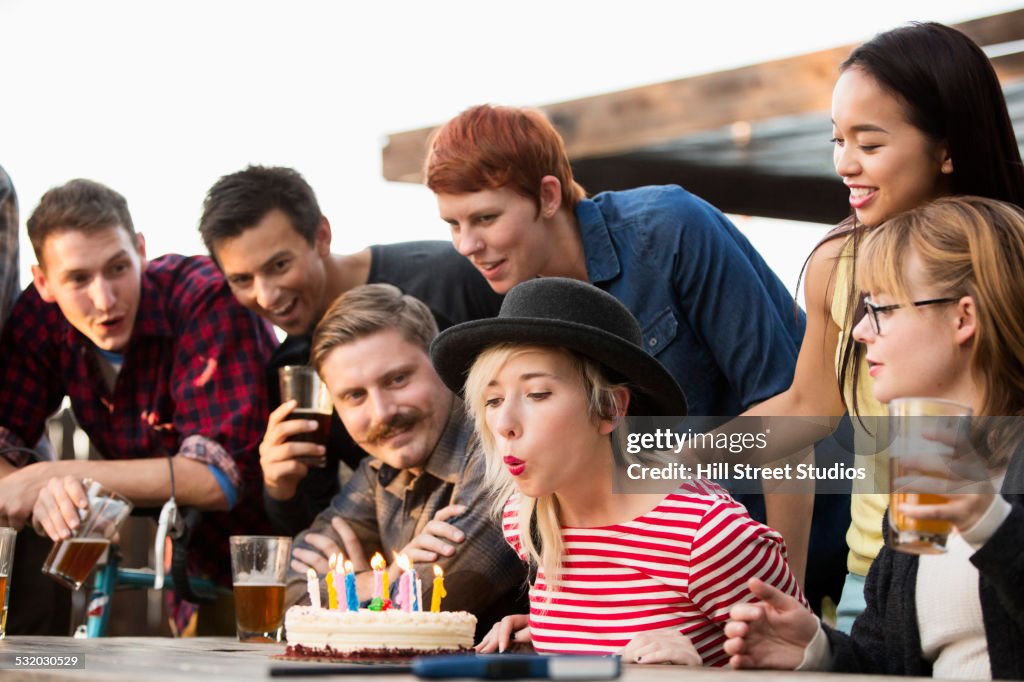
41;480;133;589
278;365;332;467
888;398;972;555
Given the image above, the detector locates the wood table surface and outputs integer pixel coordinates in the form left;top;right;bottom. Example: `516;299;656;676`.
0;636;930;681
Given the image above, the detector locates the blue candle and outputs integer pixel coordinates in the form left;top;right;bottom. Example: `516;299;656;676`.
344;560;359;612
410;563;419;612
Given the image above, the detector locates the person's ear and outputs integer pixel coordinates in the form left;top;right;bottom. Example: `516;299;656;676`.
599;386;631;435
31;263;56;303
939;143;954;175
315;217;332;257
953;295;976;346
538;176;563;219
135;232;147;262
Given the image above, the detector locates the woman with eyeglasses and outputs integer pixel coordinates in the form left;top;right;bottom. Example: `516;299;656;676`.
724;195;1024;679
738;21;1024;631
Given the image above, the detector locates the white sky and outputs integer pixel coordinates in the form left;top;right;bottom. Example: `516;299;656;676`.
2;0;1020;297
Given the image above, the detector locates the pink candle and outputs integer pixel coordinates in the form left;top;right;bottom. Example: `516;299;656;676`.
396;554;412;612
370;552;385;600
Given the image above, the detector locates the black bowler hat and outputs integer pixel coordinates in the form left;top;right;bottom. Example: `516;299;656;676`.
429;277;687;417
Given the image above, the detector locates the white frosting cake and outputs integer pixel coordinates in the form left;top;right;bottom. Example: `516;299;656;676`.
283;607;477;659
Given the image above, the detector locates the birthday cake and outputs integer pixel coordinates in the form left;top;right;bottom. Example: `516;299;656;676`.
281;607;477;660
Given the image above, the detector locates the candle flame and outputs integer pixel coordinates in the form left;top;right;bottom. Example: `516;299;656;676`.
370;552;385;570
306;567;317;579
344;559;354;573
396;553;411;571
433;565;443;578
328;553;337;570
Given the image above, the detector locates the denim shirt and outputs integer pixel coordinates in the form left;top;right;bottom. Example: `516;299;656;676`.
577;186;805;416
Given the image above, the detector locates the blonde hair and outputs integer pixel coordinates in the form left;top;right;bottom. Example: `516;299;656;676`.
463;344;626;592
857;196;1024;420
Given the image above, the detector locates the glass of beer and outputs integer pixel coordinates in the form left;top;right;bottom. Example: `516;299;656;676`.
229;535;291;643
888;397;972;555
278;365;332;467
0;527;15;639
41;480;133;589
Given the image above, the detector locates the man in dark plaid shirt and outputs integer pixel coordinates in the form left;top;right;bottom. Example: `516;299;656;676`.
278;284;526;639
0;180;277;614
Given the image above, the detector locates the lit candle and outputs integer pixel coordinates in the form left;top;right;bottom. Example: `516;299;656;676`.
344;560;358;612
370;552;385;599
430;565;446;612
306;567;321;610
369;552;386;610
396;554;412;612
326;554;339;610
415;574;423;612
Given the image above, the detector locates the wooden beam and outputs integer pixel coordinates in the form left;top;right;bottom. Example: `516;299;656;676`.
382;9;1024;185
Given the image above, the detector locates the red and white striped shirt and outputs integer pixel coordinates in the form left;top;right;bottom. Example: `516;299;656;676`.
502;479;806;666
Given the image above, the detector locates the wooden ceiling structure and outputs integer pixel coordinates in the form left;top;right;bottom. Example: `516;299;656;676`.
382;9;1024;225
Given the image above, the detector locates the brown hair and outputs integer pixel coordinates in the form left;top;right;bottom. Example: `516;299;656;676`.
311;284;438;373
27;179;135;263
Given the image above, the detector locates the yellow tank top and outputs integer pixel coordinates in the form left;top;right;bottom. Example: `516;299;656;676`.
830;236;889;576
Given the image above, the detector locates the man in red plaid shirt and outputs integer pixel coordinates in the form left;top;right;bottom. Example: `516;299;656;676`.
0;179;277;630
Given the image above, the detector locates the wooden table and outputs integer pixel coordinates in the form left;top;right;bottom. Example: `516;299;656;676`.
0;637;926;681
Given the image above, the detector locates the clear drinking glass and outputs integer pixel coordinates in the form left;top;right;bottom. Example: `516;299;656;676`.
278;365;332;467
41;480;133;589
229;535;291;643
888;397;973;555
0;527;16;638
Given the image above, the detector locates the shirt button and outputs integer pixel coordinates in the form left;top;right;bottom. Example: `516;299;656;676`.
648;337;658;347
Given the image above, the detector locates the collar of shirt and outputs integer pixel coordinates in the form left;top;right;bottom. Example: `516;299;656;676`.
368;397;471;495
576;197;621;284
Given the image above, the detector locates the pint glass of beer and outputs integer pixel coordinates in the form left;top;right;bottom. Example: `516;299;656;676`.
229;535;291;643
41;480;133;589
888;397;972;555
0;527;15;638
278;365;332;467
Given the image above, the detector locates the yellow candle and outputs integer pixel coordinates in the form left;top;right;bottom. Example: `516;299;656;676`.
430;565;446;612
326;554;339;610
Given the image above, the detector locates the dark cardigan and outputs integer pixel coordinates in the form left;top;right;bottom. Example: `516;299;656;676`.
824;450;1024;679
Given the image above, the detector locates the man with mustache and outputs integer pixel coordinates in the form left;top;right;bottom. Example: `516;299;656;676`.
198;166;502;535
281;283;526;635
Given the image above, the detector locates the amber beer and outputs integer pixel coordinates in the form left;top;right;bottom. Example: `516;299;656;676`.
43;538;111;589
0;527;16;638
887;398;971;555
233;582;286;642
0;574;8;638
889;457;953;554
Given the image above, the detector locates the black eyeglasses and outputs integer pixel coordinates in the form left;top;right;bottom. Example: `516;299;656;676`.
862;296;960;335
